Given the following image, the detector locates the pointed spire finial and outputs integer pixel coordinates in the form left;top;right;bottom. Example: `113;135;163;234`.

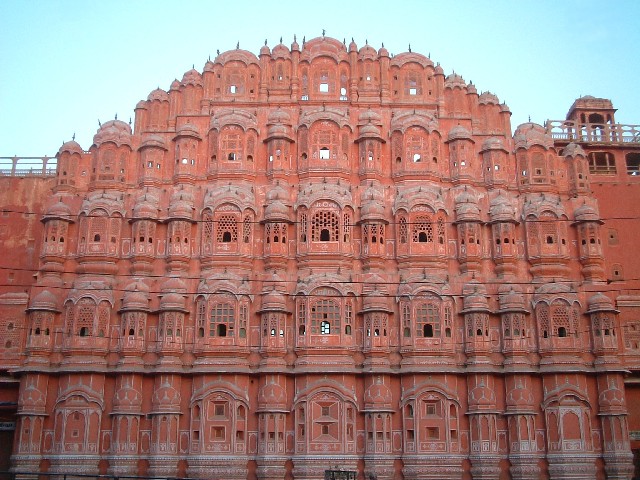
115;113;118;120
72;132;75;141
280;36;282;43
264;38;267;46
129;117;132;126
303;36;306;44
528;115;531;122
98;119;101;127
322;28;325;37
217;49;220;55
236;41;239;49
408;43;411;52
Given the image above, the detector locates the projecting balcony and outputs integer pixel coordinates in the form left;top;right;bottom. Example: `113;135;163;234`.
546;120;640;145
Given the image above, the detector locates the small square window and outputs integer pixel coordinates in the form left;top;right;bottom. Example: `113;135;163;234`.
409;88;417;95
319;83;329;93
230;85;237;94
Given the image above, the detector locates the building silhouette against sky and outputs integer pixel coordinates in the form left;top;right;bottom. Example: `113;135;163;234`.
1;35;640;479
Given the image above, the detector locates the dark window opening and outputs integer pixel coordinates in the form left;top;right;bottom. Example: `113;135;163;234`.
222;231;232;242
558;326;567;337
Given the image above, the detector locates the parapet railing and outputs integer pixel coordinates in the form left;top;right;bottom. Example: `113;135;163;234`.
546;121;640;145
0;157;57;177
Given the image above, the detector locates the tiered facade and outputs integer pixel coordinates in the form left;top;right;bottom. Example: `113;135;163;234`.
1;36;640;479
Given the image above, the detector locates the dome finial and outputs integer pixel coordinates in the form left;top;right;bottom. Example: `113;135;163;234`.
322;28;326;37
236;41;239;49
115;113;118;120
72;132;75;141
98;119;101;127
408;43;411;52
264;38;267;46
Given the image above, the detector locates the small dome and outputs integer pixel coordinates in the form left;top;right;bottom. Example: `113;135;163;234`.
378;45;389;57
266;124;290;139
28;290;60;312
454;192;480;221
364;380;393;410
468;380;496;408
489;194;516;222
447;125;473;142
505;378;534;409
174;123;201;140
480;137;506;152
445;73;466;88
162;276;187;293
272;43;289;58
121;281;150;311
500;103;511;113
147;88;169;102
159;292;186;311
291;37;300;51
181;68;202;87
598;382;625;409
358;123;382;140
358;43;377;60
361;290;392;313
139;134;167;150
44;199;73;221
93;119;132;148
258;382;287;410
132;194;159;220
498;286;527;312
574;203;600;223
264;199;291;222
259;43;270;55
586;292;617;313
57;140;83;156
513;122;554;150
466;83;477;95
479;91;500;105
348;39;358;52
168;191;194;220
462;282;490;312
562;142;586;157
260;289;288;312
170;79;180;91
434;63;444;75
203;60;215;73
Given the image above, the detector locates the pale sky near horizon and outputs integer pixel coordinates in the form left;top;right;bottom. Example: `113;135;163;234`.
1;0;639;157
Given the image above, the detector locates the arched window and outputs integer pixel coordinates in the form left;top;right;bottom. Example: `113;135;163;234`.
311;210;339;242
412;214;433;243
210;301;235;337
310;298;340;335
216;214;238;243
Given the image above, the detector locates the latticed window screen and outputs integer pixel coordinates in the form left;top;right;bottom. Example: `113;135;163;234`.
412;215;433;243
402;302;411;337
196;299;206;336
551;304;570;336
310;298;340;334
202;211;214;252
90;216;107;242
217;215;238;243
311;211;339;241
416;303;440;337
399;217;408;243
538;304;550;338
541;213;558;244
210;302;235;337
243;216;251;243
343;213;352;242
76;299;95;336
221;133;242;161
299;212;307;242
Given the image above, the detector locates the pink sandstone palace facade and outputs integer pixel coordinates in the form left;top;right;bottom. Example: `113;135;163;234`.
1;35;640;479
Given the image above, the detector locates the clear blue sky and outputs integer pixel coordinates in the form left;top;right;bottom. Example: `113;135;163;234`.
1;0;639;156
